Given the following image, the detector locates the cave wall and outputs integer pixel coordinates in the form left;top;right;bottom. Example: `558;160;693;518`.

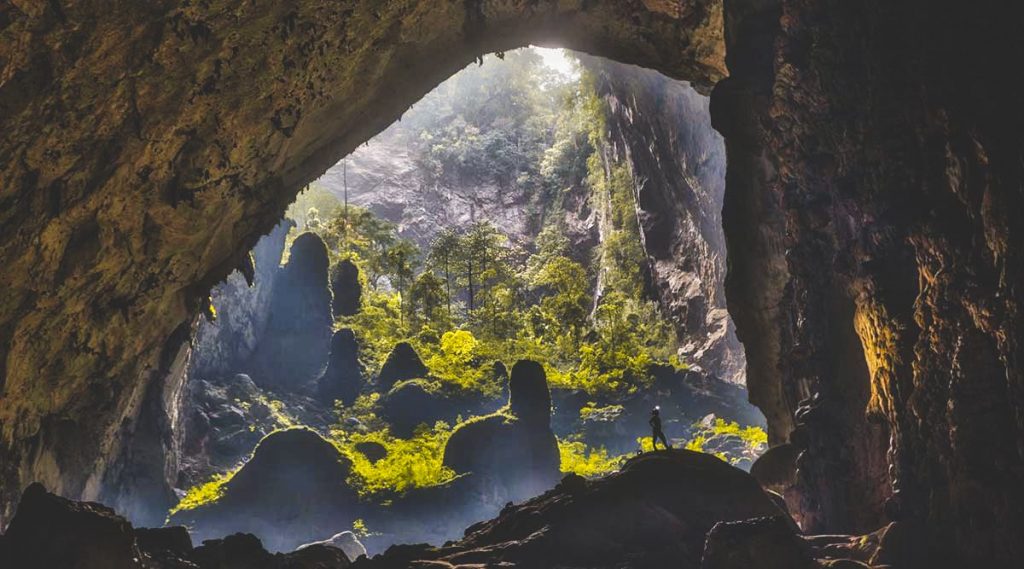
0;0;724;525
715;0;1024;563
585;57;746;384
1;0;1021;565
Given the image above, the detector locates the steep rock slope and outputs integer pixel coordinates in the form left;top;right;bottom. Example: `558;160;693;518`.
586;58;744;384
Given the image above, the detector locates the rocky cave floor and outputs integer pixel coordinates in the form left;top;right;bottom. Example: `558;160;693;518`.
0;451;919;569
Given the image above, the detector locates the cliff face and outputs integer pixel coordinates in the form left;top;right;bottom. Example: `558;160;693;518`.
319;53;742;383
716;0;1024;562
586;58;744;384
189;221;292;381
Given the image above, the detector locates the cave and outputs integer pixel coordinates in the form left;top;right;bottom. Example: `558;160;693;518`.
1;1;1021;568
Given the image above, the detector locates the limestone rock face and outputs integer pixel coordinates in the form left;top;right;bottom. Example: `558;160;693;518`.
190;220;294;380
442;360;560;501
1;0;1022;566
331;259;362;317
376;342;428;393
248;232;333;390
169;428;359;552
583;57;745;384
316;328;365;406
714;2;1024;563
507;360;552;425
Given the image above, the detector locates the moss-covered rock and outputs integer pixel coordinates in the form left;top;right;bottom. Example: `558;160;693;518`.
169;428;359;552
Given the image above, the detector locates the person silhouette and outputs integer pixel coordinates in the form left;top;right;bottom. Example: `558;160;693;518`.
649;406;671;450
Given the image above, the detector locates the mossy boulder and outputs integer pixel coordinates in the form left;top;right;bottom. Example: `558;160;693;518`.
169;428;359;552
379;378;502;438
316;328;365;406
331;259;362;317
377;342;429;392
441;360;560;501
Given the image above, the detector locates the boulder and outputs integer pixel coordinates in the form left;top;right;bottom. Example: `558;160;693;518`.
299;531;367;562
701;516;817;569
379;379;501;438
1;483;142;569
226;373;260;401
361;450;789;568
0;481;346;569
508;359;551;425
193;533;351;568
249;232;334;390
354;441;387;463
376;342;428;392
135;526;193;559
170;428;360;552
750;443;799;491
442;359;560;501
331;259;362;317
316;328;366;406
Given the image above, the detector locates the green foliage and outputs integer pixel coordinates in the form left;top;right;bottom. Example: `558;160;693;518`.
558;439;626;477
332;423;456;497
421;330;502;397
300;52;682;405
168;468;239;515
701;419;768;449
286;184;343;232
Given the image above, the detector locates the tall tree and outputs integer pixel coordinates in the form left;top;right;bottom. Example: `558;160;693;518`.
382;238;419;323
427;227;461;318
457;221;505;313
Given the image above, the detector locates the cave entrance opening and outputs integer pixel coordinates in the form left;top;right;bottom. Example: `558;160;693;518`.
173;47;766;553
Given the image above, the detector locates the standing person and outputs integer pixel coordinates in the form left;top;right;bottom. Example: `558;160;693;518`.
649;406;671;450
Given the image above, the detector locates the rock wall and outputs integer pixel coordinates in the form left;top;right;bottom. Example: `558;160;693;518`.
190;220;293;380
715;0;1024;563
585;57;745;383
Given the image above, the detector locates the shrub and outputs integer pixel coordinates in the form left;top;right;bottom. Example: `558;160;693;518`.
332;422;456;496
